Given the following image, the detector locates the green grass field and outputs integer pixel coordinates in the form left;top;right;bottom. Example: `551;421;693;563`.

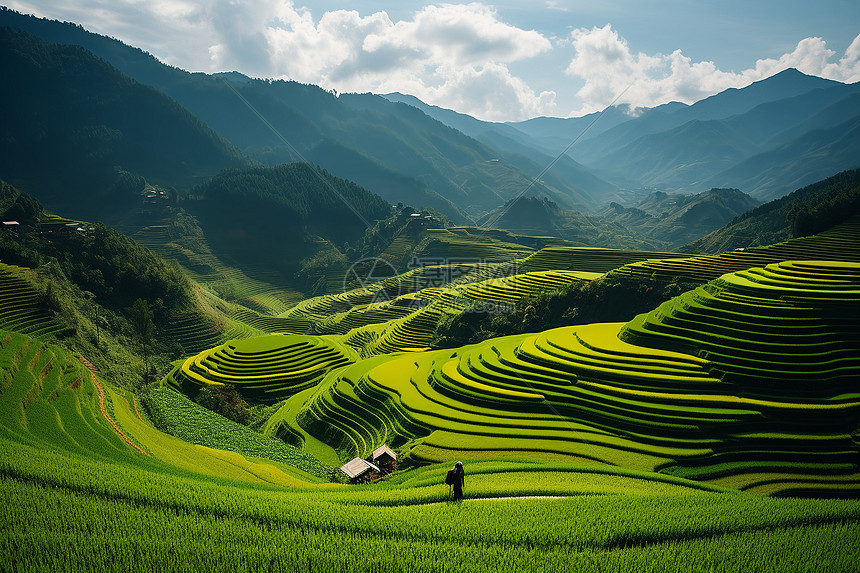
2;219;860;571
2;327;859;571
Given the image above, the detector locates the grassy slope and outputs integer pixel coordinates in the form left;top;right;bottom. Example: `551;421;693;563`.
2;328;859;571
2;181;860;569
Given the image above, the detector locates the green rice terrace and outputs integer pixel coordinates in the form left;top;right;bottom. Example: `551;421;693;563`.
276;260;860;496
167;333;358;403
2;216;860;571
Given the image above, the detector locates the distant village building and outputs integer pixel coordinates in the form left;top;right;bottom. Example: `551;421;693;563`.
45;222;85;238
371;444;397;474
340;457;379;484
1;221;20;229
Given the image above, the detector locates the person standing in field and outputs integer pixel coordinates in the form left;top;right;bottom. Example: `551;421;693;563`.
451;461;465;501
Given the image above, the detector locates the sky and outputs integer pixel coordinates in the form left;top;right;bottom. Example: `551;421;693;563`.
7;1;860;121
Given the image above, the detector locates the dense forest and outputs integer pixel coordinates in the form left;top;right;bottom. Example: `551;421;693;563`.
186;163;393;289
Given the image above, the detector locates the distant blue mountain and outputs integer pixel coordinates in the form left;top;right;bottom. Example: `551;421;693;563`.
0;7;610;220
380;92;620;204
704;114;860;200
583;75;860;198
569;69;844;165
386;68;858;203
3;6;856;212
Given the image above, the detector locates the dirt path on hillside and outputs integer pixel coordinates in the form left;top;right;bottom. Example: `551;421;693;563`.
79;358;149;456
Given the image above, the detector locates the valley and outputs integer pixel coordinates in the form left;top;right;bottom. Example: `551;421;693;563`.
1;7;859;572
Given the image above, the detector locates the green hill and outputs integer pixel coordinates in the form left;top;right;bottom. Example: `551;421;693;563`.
0;179;229;386
186;163;391;287
0;27;247;221
478;188;760;250
282;260;860;496
603;188;761;248
0;180;191;316
685;169;860;253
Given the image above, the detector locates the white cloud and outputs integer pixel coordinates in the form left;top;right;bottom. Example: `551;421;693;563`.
260;3;555;120
544;1;569;11
418;62;557;121
565;24;860;114
9;0;555;119
9;1;859;120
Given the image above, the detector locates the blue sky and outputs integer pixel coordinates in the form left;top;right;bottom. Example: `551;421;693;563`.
7;1;860;120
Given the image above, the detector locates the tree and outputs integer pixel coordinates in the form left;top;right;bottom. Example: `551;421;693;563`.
96;315;110;347
195;384;250;424
83;290;106;346
127;298;155;382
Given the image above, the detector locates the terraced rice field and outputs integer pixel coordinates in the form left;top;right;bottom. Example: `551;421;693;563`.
277;265;598;355
519;246;689;273
0;263;71;340
613;216;860;284
132;222;302;316
622;260;860;391
168;333;359;403
260;222;860;363
2;268;859;572
413;227;538;262
3;213;860;571
162;311;224;355
285;261;860;495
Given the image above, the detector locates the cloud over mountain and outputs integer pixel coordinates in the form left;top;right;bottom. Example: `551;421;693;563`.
566;24;860;114
254;2;555;120
8;0;859;120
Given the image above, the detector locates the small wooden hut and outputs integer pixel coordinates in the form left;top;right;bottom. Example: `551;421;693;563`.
371;444;397;474
340;457;379;484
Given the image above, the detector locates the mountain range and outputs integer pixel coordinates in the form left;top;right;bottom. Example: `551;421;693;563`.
1;7;858;238
0;8;609;223
0;26;247;221
477;187;761;250
386;69;860;202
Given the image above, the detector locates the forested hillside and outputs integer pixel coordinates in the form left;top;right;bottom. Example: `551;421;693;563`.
0;179;200;385
686;169;860;253
0;9;609;221
0;26;248;221
187;163;392;286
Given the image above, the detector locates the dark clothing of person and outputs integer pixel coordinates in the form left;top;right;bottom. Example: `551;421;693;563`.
452;466;465;501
